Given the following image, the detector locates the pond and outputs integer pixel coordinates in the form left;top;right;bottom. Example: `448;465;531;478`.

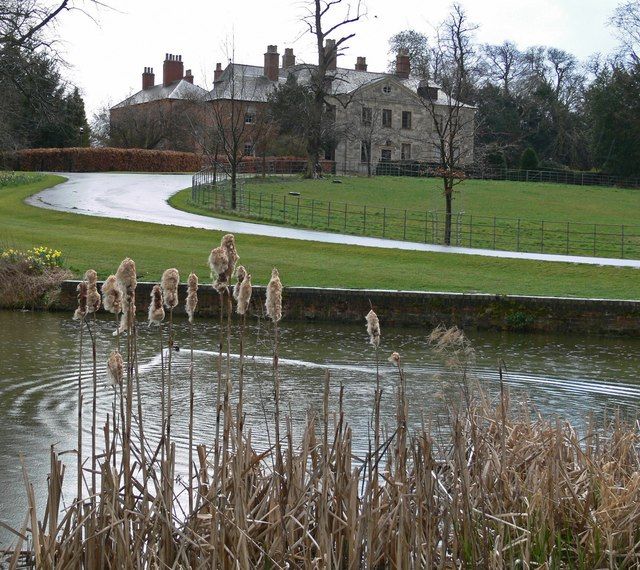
1;310;639;546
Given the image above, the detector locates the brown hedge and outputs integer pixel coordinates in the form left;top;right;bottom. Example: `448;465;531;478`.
0;148;335;174
0;147;203;173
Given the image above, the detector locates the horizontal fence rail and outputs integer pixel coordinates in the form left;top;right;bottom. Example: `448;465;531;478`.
191;163;640;260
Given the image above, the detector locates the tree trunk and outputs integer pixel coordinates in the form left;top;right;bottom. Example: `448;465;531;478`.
231;169;237;210
444;182;453;246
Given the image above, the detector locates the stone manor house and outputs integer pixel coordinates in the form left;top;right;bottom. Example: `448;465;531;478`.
110;43;475;173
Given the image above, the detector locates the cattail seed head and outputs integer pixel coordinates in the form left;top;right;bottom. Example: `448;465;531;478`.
160;268;180;309
236;273;252;315
84;269;101;313
73;281;87;321
388;351;401;366
233;265;247;301
366;310;380;348
116;258;137;302
221;233;239;270
107;350;124;386
148;284;165;325
265;267;282;323
101;275;122;315
186;272;198;323
208;246;229;292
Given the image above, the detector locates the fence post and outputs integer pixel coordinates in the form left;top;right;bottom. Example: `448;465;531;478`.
403;210;407;241
424;211;428;243
383;207;386;238
516;219;520;251
493;217;496;249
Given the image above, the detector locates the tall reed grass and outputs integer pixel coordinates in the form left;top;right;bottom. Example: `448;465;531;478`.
5;240;640;569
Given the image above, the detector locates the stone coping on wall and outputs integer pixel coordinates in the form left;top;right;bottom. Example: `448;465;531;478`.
53;280;640;336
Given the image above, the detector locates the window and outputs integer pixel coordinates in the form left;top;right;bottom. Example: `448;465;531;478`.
381;149;392;161
382;85;392;94
244;112;255;124
382;109;392;128
401;143;411;160
361;107;372;126
360;140;371;163
401;111;412;129
243;142;254;156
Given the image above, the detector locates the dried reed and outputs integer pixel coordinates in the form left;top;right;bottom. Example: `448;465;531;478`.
9;260;640;570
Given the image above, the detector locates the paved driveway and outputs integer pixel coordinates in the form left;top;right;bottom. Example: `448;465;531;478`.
27;172;640;268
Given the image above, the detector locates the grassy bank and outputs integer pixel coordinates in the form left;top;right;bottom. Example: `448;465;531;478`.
231;176;640;226
1;174;640;298
173;177;640;258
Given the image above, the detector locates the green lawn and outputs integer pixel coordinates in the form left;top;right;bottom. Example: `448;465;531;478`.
174;176;640;259
2;174;640;299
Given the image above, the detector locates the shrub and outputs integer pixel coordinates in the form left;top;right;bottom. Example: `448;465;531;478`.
0;147;203;173
0;245;71;308
519;147;539;170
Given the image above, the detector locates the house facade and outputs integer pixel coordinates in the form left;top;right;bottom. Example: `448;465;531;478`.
110;45;475;172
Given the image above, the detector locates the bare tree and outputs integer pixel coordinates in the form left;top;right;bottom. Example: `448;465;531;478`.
610;0;640;65
481;41;522;96
416;3;477;246
301;0;363;178
204;63;275;208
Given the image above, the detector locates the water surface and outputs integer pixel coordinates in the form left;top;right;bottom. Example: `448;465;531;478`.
1;310;639;546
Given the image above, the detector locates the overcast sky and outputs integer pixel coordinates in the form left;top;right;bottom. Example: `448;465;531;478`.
54;0;622;118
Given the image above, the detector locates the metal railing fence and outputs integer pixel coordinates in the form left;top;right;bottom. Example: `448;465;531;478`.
191;168;640;260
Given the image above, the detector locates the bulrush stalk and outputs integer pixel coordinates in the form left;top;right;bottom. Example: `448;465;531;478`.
185;272;198;513
236;270;252;425
161;268;179;447
73;280;87;507
84;269;101;507
266;267;286;547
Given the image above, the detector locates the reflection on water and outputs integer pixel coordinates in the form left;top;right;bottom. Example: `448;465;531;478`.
0;310;639;545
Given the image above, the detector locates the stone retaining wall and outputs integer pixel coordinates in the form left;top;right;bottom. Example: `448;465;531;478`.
55;281;640;336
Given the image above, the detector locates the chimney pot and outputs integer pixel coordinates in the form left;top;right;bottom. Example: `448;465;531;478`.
214;62;223;82
163;52;184;86
142;66;155;90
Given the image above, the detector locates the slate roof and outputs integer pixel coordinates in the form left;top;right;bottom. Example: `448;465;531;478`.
112;79;208;108
113;62;472;109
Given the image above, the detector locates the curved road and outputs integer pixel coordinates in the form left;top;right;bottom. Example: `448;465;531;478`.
28;172;640;268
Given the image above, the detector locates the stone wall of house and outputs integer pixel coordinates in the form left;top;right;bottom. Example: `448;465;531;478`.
55;281;640;336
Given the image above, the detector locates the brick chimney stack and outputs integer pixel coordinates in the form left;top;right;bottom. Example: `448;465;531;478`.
355;56;367;71
214;62;223;82
163;53;184;86
282;48;296;69
184;69;194;84
142;67;155;90
395;49;410;79
264;45;279;81
324;39;337;71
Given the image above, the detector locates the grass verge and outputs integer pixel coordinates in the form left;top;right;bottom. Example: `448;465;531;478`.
1;174;639;298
